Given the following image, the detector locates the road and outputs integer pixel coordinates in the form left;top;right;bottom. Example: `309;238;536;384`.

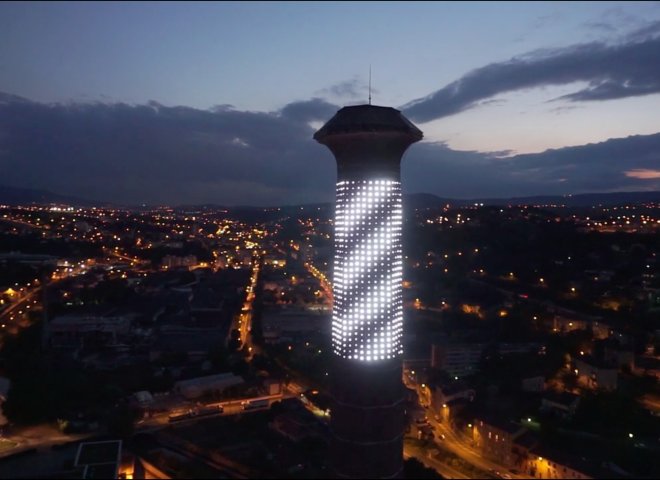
0;424;93;460
425;408;525;479
403;374;523;479
0;287;42;341
404;441;471;479
303;261;333;303
235;255;261;359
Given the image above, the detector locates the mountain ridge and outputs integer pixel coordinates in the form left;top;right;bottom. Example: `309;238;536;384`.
1;184;659;209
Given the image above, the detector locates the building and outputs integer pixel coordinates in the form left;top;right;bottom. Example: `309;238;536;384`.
472;415;527;467
173;373;244;400
314;104;422;478
74;440;123;479
0;376;10;426
261;308;330;344
540;391;580;419
575;356;618;391
522;447;595;479
161;254;197;270
46;313;132;349
550;315;588;333
431;342;484;377
429;381;476;415
0;251;58;266
521;375;546;393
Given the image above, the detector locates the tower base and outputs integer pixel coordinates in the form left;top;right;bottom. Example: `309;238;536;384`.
330;356;404;479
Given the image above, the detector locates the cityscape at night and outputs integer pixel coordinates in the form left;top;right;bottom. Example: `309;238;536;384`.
1;2;660;479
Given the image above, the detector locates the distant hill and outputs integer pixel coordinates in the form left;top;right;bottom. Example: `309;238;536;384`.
0;185;96;206
470;191;660;207
406;191;660;208
1;183;658;209
405;193;456;209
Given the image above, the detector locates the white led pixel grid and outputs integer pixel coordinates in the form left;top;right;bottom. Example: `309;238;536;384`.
332;179;403;361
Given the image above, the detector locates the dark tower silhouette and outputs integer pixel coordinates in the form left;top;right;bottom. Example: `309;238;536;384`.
314;105;423;478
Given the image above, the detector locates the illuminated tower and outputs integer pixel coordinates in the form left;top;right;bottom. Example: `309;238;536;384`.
314;105;422;478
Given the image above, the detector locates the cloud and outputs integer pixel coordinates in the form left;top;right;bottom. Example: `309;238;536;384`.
0;93;658;205
547;105;583;115
625;168;660;179
583;21;618;33
402;22;660;123
316;77;376;101
505;133;660;193
403;132;660;199
279;97;339;124
0;94;338;206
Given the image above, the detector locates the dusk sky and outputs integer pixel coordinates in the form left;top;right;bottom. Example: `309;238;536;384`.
1;1;660;206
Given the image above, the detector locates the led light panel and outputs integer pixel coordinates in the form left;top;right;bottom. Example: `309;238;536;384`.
332;179;403;361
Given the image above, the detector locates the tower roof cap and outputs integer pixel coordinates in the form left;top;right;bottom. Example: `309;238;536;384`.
314;104;423;141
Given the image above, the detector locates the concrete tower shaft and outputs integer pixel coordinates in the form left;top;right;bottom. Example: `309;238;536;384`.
314;105;422;479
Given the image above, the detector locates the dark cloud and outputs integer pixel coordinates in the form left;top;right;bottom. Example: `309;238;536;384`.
0;94;658;206
279;97;339;124
404;133;660;198
316;78;377;101
402;22;660;123
0;95;338;206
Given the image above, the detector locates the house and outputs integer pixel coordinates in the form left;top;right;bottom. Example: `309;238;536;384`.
521;446;629;479
549;315;588;334
598;337;635;370
540;392;580;419
521;375;546;393
575;356;618;391
635;356;660;380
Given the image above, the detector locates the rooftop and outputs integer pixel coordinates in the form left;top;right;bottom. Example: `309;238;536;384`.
313;104;423;141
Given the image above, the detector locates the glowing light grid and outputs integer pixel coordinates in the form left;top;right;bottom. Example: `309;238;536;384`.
332;179;403;361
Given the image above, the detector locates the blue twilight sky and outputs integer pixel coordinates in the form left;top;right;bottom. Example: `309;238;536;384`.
1;1;660;205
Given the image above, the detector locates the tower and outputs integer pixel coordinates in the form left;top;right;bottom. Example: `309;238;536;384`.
314;105;423;478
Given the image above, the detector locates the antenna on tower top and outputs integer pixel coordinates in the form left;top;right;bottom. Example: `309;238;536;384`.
368;65;372;105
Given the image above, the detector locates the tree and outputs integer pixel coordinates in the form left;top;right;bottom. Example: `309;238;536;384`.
106;403;140;438
403;458;444;479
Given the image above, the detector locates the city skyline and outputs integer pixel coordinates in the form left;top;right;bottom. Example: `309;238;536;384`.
1;4;658;477
1;2;660;205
